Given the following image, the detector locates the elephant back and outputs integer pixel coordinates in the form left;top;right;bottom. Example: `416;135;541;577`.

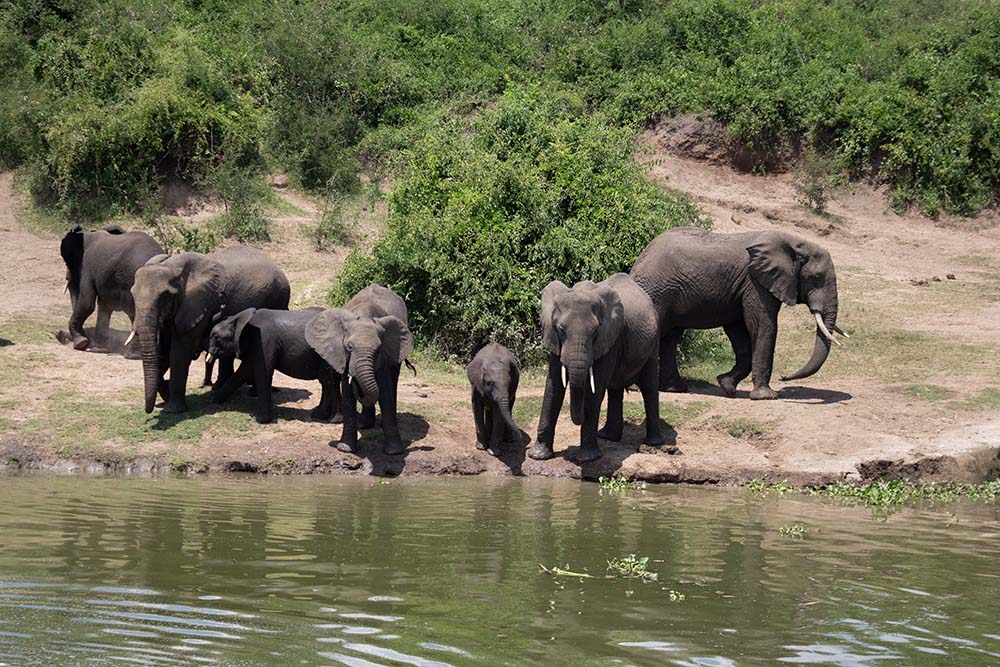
210;245;291;314
345;284;408;324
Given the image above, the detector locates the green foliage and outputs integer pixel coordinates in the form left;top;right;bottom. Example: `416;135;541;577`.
794;146;844;214
333;87;705;359
210;165;271;243
748;478;1000;513
607;554;658;581
779;523;807;539
599;475;646;494
146;217;220;254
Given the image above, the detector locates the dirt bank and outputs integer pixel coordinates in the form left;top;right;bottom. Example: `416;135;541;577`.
2;136;1000;484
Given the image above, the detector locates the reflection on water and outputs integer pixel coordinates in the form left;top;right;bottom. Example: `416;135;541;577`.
0;476;997;666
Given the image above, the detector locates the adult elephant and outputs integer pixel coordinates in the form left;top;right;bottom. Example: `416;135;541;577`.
630;227;844;400
60;224;163;353
130;246;290;414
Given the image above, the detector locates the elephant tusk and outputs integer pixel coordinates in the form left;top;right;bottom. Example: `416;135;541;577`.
589;367;595;393
64;282;69;294
815;313;841;346
831;324;851;338
124;330;136;347
205;352;213;364
561;365;568;388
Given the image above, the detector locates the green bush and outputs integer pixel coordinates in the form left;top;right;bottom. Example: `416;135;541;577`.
333;87;705;360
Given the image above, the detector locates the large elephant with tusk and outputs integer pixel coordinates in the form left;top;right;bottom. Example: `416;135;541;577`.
630;227;846;400
530;273;665;463
130;246;290;414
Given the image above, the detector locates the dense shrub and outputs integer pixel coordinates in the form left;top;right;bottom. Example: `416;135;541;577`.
333;88;705;359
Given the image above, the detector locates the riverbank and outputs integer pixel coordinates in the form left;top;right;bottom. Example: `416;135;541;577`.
3;138;1000;484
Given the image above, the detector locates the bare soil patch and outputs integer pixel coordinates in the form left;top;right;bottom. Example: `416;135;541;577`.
2;145;999;484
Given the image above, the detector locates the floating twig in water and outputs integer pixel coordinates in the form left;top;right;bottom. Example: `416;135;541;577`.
538;564;595;578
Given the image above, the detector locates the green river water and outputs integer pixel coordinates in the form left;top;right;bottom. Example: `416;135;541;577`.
0;476;997;666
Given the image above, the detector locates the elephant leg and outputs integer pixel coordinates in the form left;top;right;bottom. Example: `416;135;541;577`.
217;358;235;386
597;387;624;442
639;357;666;446
530;357;565;460
202;358;215;387
380;364;403;455
253;358;275;424
746;309;780;400
164;343;191;413
94;300;113;349
68;281;96;350
212;360;252;404
358;404;377;430
718;320;753;397
335;373;359;453
472;390;488;450
659;329;688;393
576;388;606;463
487;401;504;455
311;379;335;420
329;372;344;424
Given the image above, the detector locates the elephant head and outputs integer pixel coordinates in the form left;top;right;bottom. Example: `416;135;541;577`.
130;253;224;413
207;308;256;362
306;308;413;408
746;232;842;381
541;280;623;425
468;351;519;437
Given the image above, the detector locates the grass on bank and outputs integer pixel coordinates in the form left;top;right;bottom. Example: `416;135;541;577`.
748;479;1000;510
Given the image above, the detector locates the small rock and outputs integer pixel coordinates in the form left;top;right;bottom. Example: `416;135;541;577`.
931;276;941;282
270;173;289;189
415;391;428;398
946;273;956;280
731;213;744;225
910;278;928;287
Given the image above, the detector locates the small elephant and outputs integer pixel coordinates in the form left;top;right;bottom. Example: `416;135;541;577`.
467;343;520;455
207;307;341;424
60;224;163;353
305;285;414;455
630;227;844;399
531;273;665;463
131;246;290;414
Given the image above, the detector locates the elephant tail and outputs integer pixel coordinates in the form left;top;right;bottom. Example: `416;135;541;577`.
404;359;417;376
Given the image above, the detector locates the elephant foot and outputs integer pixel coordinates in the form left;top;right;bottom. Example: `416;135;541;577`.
575;446;602;463
123;346;142;361
255;414;274;424
383;440;405;456
333;440;357;454
72;334;90;351
717;374;740;397
475;440;487;451
596;425;623;442
750;386;779;400
485;445;501;457
528;442;554;460
161;399;189;414
331;411;344;424
643;432;666;448
659;378;688;393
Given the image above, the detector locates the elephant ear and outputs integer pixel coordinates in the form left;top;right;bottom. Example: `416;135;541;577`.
746;233;799;306
376;315;414;365
60;225;85;284
306;308;354;373
593;284;624;360
540;281;570;355
175;254;224;334
99;224;126;235
144;253;171;266
232;308;258;359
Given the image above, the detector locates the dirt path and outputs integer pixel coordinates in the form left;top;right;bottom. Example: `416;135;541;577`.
2;136;999;483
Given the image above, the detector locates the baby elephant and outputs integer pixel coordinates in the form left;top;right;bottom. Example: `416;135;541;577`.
208;307;340;424
467;343;521;455
306;285;414;455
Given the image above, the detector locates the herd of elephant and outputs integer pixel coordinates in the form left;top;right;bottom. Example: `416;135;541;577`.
61;223;843;462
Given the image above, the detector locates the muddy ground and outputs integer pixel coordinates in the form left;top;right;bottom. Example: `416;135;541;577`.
2;120;999;483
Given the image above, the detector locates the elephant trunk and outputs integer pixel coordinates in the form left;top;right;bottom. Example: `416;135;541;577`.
495;392;519;436
353;351;380;408
780;306;837;382
138;315;161;414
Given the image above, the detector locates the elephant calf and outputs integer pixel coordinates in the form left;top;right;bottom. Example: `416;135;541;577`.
305;285;414;455
208;307;341;424
531;273;665;463
467;343;521;456
60;224;163;354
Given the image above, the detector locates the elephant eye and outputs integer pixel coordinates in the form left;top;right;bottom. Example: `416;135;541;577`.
346;341;353;352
